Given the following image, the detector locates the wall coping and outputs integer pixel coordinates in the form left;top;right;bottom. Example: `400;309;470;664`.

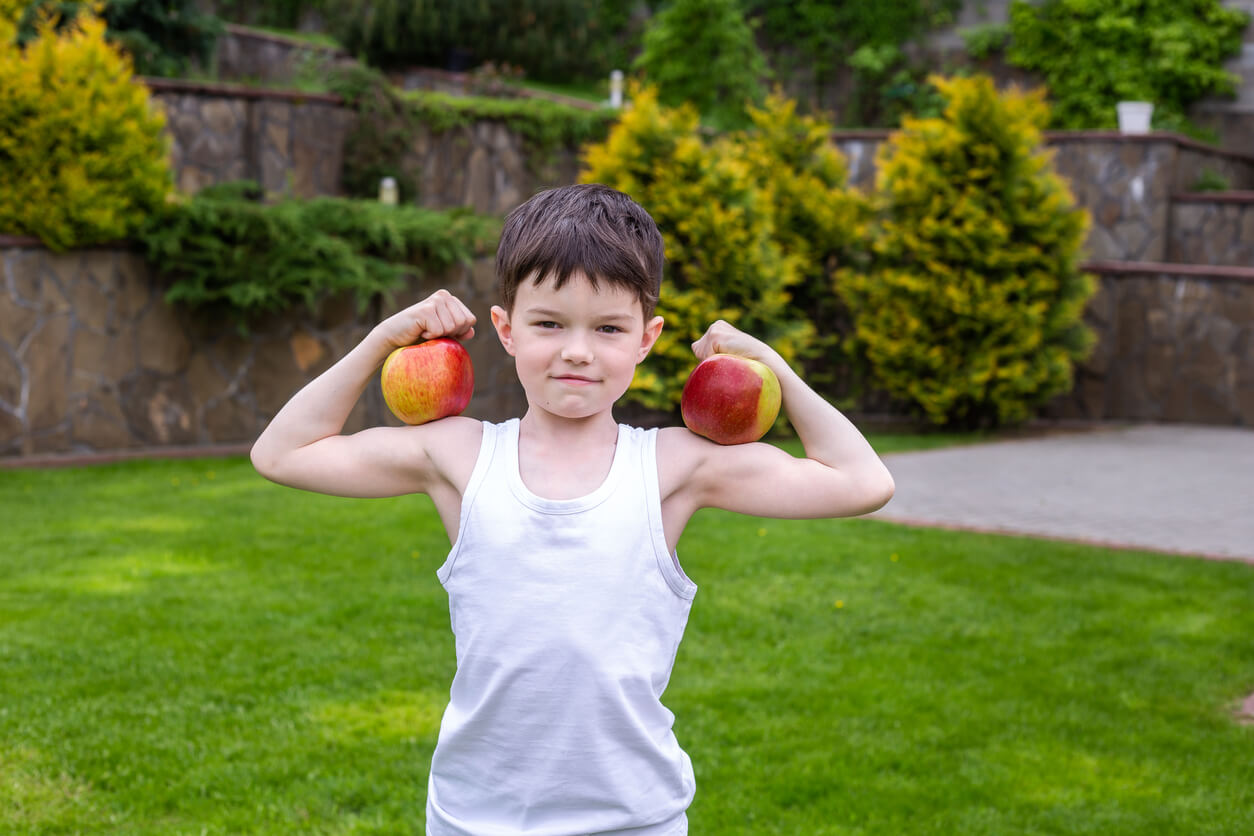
1172;190;1254;204
221;22;350;57
141;76;344;105
829;129;1254;165
1084;259;1254;282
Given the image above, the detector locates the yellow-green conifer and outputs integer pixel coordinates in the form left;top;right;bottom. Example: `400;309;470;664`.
0;6;170;250
838;75;1095;428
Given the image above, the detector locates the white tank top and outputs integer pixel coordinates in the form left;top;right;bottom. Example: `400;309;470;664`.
427;419;698;836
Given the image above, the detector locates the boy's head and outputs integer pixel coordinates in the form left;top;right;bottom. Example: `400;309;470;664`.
496;184;664;320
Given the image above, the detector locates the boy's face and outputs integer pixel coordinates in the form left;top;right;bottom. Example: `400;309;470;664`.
490;272;664;422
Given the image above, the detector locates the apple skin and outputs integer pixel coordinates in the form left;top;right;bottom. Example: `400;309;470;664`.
380;338;474;425
680;353;781;445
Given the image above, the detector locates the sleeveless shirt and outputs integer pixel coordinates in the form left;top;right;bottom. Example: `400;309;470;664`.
426;419;698;836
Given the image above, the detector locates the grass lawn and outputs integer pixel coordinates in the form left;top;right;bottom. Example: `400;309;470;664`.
2;445;1252;834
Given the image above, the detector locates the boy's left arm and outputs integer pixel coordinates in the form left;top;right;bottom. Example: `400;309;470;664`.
672;320;895;520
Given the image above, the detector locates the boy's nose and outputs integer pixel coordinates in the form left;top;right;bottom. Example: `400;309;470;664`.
560;332;594;363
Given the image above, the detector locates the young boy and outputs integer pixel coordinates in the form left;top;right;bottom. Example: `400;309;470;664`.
251;183;894;835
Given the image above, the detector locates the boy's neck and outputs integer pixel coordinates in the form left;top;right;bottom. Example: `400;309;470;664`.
518;408;619;448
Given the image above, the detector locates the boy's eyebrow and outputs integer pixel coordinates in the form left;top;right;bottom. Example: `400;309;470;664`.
525;307;636;322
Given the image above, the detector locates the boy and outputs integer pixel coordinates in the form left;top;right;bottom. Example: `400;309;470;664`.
251;183;894;835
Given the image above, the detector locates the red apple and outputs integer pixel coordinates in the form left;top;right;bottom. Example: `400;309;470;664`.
680;353;781;445
380;338;474;425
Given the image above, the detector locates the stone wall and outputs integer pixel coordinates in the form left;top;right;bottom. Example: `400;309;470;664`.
146;79;353;198
145;79;582;215
402;122;583;216
1169;193;1254;267
831;131;1254;263
1045;266;1254;426
212;23;353;87
0;243;524;457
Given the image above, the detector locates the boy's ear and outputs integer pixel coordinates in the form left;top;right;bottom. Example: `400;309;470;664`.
490;305;516;356
637;315;664;363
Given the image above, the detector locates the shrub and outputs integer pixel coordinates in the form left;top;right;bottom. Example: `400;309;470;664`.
580;85;817;412
730;93;869;381
140;184;499;325
16;0;220;77
0;7;171;250
837;75;1095;429
746;0;962;114
1006;0;1249;132
332;0;641;84
633;0;767;131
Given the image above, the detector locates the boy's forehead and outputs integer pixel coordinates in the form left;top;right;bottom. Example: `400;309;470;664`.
517;271;645;316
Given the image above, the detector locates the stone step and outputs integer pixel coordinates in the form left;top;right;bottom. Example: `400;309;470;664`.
1168;192;1254;266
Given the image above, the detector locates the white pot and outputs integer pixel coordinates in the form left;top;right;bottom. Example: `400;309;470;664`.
1116;101;1154;134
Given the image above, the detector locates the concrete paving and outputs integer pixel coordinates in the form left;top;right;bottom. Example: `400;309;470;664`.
870;423;1254;563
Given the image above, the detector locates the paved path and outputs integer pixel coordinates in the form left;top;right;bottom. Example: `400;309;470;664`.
870;424;1254;563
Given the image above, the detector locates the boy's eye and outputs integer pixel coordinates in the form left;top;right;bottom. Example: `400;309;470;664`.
597;325;624;334
535;321;560;329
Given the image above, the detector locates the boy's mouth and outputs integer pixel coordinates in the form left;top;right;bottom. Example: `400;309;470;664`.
553;374;599;384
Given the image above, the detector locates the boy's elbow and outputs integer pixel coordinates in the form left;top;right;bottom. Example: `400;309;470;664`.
858;465;895;514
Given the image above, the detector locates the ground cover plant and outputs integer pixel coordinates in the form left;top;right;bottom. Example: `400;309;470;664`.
2;449;1252;834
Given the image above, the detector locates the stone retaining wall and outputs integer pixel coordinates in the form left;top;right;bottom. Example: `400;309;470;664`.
1045;264;1254;426
0;243;523;458
3;243;1251;458
146;79;352;198
145;78;581;215
212;23;353;87
1169;192;1254;267
831;131;1254;263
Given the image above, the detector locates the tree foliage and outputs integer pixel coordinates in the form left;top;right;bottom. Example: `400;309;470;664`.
633;0;767;130
1006;0;1249;131
0;6;170;250
838;75;1095;428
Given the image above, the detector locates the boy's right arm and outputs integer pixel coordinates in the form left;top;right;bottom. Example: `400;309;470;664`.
249;290;478;498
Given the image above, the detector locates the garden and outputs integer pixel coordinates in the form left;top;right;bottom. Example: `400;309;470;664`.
2;0;1254;832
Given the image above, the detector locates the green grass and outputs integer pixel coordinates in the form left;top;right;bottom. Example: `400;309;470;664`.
2;450;1252;834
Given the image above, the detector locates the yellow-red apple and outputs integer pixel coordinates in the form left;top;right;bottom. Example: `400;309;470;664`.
380;338;474;425
680;354;781;444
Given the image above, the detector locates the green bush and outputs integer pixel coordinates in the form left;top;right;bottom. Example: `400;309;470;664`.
729;93;869;382
1006;0;1249;132
0;7;171;250
140;184;498;324
744;0;961;120
16;0;220;77
331;0;642;83
328;64;617;203
582;85;847;412
837;75;1095;429
633;0;767;131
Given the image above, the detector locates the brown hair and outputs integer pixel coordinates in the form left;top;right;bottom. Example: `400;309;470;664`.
496;184;665;319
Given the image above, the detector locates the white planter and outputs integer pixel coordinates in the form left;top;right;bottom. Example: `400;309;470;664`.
1116;101;1154;134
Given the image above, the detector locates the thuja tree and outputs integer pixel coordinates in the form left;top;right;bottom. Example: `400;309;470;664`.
837;75;1095;429
1007;0;1249;132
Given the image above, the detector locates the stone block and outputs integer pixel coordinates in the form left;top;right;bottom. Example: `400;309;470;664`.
71;388;136;451
137;305;192;374
115;254;153;321
185;351;227;402
70;275;112;333
0;342;21;408
24;313;70;430
0;406;23;454
289;330;327;374
72;327;134;383
0;283;38;350
202;98;243;137
251;334;306;417
118;371;196;445
203;395;258;443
